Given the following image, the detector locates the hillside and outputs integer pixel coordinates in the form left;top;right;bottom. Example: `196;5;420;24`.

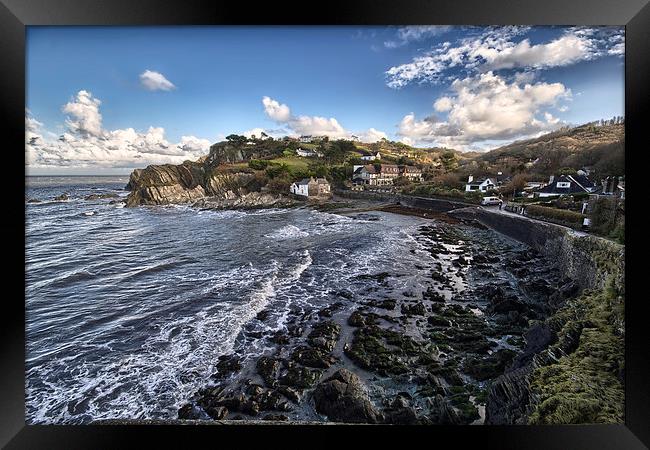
473;122;624;179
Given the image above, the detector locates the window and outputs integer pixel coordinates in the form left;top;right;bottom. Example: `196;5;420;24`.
557;182;571;188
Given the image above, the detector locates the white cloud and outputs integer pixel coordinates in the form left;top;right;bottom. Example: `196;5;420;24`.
433;96;453;112
26;90;210;170
262;96;291;122
384;25;452;48
289;115;348;139
261;96;386;142
139;70;176;91
385;26;624;89
358;128;388;143
62;90;103;137
482;34;591;71
397;72;569;149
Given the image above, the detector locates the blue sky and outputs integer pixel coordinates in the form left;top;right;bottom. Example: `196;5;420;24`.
26;26;624;174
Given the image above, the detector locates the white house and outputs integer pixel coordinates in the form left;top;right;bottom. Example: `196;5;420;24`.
360;152;381;161
536;174;596;198
290;177;331;197
465;175;496;193
299;135;313;143
290;179;310;196
296;148;317;157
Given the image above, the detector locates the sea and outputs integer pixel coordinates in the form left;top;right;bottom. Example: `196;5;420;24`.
25;175;443;424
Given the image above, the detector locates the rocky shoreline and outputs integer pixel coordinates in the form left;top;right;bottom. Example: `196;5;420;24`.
173;217;582;424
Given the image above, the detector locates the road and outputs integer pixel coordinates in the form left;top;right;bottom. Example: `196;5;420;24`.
479;204;590;237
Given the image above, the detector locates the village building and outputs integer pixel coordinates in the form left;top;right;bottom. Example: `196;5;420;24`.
352;164;421;186
465;175;497;193
535;174;597;197
299;135;313;143
360;151;381;161
296;147;317;157
400;165;423;182
290;177;331;198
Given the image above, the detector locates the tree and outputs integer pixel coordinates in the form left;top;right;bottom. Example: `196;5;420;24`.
499;174;527;196
226;134;248;146
439;151;459;173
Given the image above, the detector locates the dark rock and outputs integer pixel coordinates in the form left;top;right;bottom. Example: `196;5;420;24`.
307;321;341;352
348;310;366;327
257;357;282;387
26;198;42;203
84;193;119;200
376;299;396;310
204;405;228;420
256;310;271;321
279;362;322;389
462;349;517;381
178;403;211;420
214;354;242;379
423;287;446;302
313;369;383;423
53;193;69;201
291;346;335;369
401;302;427;316
485;365;533;425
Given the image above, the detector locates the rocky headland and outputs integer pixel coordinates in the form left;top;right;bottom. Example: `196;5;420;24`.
123;140;298;209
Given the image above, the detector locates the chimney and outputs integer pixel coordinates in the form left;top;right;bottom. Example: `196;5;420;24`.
468;175;474;183
549;175;555;184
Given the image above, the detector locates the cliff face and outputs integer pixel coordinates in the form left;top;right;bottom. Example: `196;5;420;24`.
124;142;294;208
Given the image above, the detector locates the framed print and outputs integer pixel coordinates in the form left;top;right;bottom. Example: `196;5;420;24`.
2;0;648;448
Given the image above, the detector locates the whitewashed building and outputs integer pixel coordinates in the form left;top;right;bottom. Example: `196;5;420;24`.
290;177;331;197
465;175;497;193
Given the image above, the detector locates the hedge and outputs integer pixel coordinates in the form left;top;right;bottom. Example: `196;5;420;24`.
525;205;586;227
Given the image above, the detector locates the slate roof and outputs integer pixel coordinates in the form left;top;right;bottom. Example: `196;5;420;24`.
536;174;594;195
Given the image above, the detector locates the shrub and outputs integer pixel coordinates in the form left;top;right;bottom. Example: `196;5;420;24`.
525;205;586;227
248;159;269;170
266;177;291;194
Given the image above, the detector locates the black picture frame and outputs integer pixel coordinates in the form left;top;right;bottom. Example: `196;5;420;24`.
2;0;647;448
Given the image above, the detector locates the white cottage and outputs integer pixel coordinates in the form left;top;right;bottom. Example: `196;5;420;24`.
465;175;496;193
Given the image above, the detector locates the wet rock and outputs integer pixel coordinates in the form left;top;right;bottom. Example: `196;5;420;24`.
53;193;69;201
277;385;301;403
279;362;321;389
423;287;445;302
376;299;396;310
84;193;119;200
270;331;290;345
204;405;229;420
291;346;335;369
347;310;366;327
462;349;517;381
344;326;409;376
26;198;42;203
401;302;427;316
214;354;242;379
427;394;462;424
485;365;533;425
178;403;211;420
256;310;271;321
313;369;383;423
257;357;282;387
307;321;341;352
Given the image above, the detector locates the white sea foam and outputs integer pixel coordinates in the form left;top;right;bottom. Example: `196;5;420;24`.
265;224;309;239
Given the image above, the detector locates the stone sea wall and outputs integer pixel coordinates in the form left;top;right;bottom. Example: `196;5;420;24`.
449;207;624;292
